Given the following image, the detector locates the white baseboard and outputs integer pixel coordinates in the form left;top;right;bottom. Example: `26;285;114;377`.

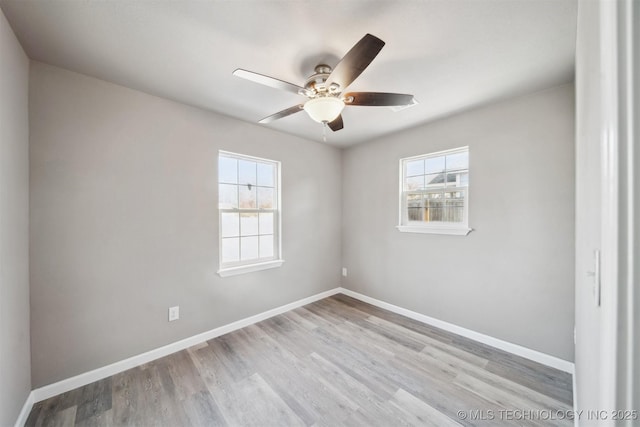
31;287;341;403
14;391;34;427
338;288;575;374
30;285;573;406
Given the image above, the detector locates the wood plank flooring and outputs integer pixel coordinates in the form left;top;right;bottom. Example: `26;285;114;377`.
25;294;573;426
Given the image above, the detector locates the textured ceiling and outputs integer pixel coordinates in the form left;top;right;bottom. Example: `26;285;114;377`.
0;0;577;147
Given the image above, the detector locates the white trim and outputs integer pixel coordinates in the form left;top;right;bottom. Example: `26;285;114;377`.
31;287;341;403
218;150;279;165
599;0;621;414
217;259;284;277
396;225;472;236
14;391;34;427
573;371;579;427
398;147;470;232
29;286;574;405
614;0;638;413
217;150;282;274
402;146;469;161
338;288;575;374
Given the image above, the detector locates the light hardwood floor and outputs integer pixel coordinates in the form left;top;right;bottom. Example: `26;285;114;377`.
25;294;573;426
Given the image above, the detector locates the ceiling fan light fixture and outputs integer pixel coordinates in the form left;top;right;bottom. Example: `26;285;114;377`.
234;34;414;133
303;97;345;123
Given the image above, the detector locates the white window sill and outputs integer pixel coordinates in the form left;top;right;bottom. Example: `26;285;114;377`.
396;225;472;236
218;260;285;277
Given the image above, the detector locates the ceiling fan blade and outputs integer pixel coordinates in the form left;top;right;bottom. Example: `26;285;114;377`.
233;69;305;95
327;115;344;132
343;92;414;106
258;104;304;124
325;34;385;91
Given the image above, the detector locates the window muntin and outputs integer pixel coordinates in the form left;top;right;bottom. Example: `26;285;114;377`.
218;152;281;271
399;147;470;234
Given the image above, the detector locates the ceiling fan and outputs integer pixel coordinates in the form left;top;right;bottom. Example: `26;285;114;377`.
233;34;415;133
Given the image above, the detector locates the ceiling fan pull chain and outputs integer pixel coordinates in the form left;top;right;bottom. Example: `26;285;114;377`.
322;122;327;142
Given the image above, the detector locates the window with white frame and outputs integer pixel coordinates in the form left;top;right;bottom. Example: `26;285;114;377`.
218;151;283;276
398;147;471;235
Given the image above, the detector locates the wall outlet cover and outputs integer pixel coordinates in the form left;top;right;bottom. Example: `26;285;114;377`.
168;306;179;322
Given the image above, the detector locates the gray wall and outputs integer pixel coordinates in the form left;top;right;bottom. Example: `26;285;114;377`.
342;84;575;361
28;58;573;389
0;7;31;426
29;62;342;387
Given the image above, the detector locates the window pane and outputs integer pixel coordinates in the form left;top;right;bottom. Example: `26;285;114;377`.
221;238;239;263
444;191;464;222
239;184;256;208
425;173;445;187
425;156;445;174
257;163;274;187
446;152;468;171
240;213;259;236
258;187;274;209
408;208;422;221
407;193;422;207
219;152;280;269
444;196;464;222
447;207;464;222
259;212;274;235
259;235;274;258
405;175;424;190
405;159;424;177
221;213;239;237
446;171;468;187
425;193;445;222
399;148;468;229
460;172;469;186
445;173;457;186
219;156;238;184
426;207;443;222
421;191;465;223
407;193;422;221
219;184;238;209
240;236;259;260
238;160;257;186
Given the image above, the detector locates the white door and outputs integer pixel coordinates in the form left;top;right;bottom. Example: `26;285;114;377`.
575;0;638;424
575;0;606;422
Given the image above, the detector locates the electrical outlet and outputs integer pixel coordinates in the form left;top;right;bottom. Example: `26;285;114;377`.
342;267;347;277
168;306;179;322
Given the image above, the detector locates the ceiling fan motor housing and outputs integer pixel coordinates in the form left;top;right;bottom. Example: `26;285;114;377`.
304;64;339;96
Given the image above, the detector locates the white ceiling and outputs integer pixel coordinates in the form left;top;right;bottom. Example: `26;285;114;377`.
0;0;577;147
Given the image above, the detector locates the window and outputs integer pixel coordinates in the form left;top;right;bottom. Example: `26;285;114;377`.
398;146;471;235
217;151;283;276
